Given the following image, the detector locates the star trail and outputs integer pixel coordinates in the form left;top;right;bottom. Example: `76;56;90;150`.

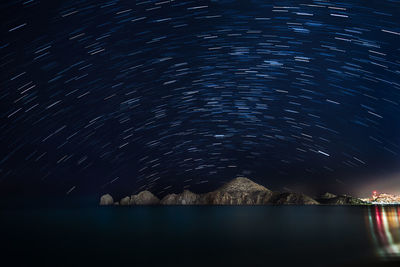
0;0;399;198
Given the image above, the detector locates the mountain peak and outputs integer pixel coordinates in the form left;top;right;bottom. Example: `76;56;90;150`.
217;177;271;193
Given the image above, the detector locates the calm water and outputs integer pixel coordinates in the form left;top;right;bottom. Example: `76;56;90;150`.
1;205;400;266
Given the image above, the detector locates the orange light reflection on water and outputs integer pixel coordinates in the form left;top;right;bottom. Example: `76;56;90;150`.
367;206;400;260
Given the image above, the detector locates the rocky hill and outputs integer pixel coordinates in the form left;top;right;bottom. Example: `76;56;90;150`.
269;191;319;205
200;177;273;205
119;190;159;205
160;189;200;205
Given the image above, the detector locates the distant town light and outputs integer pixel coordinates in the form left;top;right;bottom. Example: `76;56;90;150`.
370;191;400;204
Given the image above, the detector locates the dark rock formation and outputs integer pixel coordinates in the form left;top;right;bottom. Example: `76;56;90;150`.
269;192;319;205
102;177;321;206
316;193;367;205
201;177;273;205
130;190;159;205
120;196;130;206
161;190;199;205
160;193;179;205
99;194;114;206
159;177;318;205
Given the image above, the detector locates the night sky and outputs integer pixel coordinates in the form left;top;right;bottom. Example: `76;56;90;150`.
1;0;400;200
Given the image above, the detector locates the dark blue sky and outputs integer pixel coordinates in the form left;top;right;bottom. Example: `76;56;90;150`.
1;0;400;199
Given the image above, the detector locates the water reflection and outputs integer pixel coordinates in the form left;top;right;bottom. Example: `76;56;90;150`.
366;206;400;260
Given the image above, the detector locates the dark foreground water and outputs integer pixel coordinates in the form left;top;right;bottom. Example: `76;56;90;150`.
1;205;400;267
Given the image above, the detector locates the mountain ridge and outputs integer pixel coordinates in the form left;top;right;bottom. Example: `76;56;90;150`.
100;177;357;206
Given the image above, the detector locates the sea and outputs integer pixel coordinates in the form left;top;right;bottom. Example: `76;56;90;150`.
1;203;400;267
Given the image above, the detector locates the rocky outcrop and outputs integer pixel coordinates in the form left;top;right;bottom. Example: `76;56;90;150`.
130;190;159;205
160;193;179;205
161;190;200;205
120;196;131;206
269;192;319;205
99;194;114;206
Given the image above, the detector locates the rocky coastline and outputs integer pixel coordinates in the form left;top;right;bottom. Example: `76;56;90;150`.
99;177;368;206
